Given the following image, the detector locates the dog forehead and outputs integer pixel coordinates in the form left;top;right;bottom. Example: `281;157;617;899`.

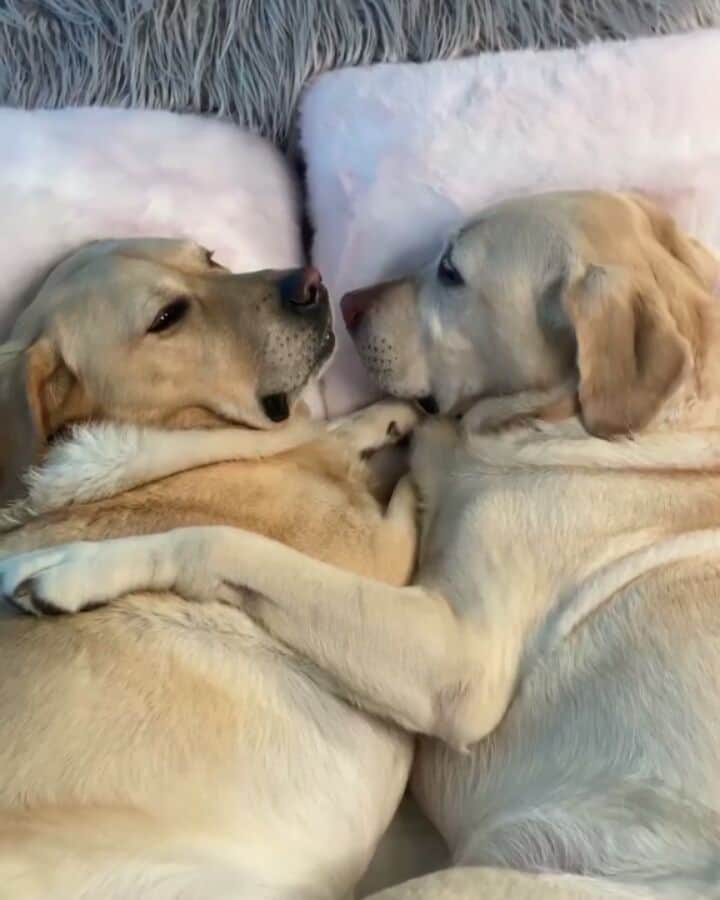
78;238;208;273
11;241;201;347
452;226;487;269
44;238;205;293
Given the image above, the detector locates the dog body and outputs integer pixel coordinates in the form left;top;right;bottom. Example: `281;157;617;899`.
327;190;720;893
344;190;720;893
0;600;407;899
409;418;720;889
0;414;420;900
0;240;430;898
25;416;720;896
15;194;720;897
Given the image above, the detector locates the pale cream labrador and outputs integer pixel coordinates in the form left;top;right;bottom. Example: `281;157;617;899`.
13;193;720;898
0;239;442;899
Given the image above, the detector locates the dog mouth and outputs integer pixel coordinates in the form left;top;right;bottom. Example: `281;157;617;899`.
416;395;439;415
259;328;336;424
261;392;291;422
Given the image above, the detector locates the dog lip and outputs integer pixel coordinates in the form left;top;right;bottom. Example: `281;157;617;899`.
261;392;290;422
417;395;440;415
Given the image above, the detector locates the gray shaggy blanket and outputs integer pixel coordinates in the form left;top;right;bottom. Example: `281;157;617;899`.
0;1;718;147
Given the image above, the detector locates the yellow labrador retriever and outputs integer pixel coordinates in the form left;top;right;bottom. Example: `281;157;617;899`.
0;238;431;899
14;193;720;898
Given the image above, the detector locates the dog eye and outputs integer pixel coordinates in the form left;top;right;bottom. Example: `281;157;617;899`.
437;252;464;287
147;298;190;334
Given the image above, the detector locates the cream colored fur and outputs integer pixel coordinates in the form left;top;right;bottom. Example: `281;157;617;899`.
0;241;437;899
10;194;720;898
0;237;335;504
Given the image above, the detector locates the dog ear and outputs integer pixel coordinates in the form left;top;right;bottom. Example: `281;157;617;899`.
0;338;89;503
628;194;719;292
565;265;690;438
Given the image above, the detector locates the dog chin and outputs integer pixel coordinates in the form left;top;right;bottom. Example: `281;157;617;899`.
256;328;336;426
258;379;319;426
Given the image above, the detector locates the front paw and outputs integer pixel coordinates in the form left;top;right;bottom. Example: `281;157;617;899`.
378;400;420;443
0;544;108;616
332;400;420;453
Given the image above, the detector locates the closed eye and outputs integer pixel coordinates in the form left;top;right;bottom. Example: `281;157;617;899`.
437;251;464;287
147;298;190;334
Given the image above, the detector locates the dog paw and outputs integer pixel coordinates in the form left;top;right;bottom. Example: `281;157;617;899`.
333;400;420;452
0;544;108;616
378;400;420;441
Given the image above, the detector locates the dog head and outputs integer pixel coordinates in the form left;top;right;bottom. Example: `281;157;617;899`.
0;238;333;501
341;191;718;435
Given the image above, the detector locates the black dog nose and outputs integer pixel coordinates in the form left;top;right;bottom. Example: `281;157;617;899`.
278;267;326;312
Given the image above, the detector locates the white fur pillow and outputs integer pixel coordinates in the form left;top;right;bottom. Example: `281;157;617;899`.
0;107;324;415
302;29;720;415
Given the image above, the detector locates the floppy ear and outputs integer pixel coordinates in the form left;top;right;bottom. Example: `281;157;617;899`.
0;338;89;503
628;194;719;292
565;266;690;438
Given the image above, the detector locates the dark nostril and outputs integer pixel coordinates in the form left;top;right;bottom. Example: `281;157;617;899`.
297;267;322;306
340;290;370;332
344;303;364;331
279;267;325;310
305;281;319;306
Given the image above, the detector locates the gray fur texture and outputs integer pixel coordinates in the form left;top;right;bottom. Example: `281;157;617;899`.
0;1;718;147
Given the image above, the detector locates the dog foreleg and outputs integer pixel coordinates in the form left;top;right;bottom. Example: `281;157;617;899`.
0;526;520;750
1;418;324;526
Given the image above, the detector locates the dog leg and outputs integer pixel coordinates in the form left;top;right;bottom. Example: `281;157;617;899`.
1;419;324;527
364;475;420;586
2;403;415;529
461;382;576;433
0;526;519;750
